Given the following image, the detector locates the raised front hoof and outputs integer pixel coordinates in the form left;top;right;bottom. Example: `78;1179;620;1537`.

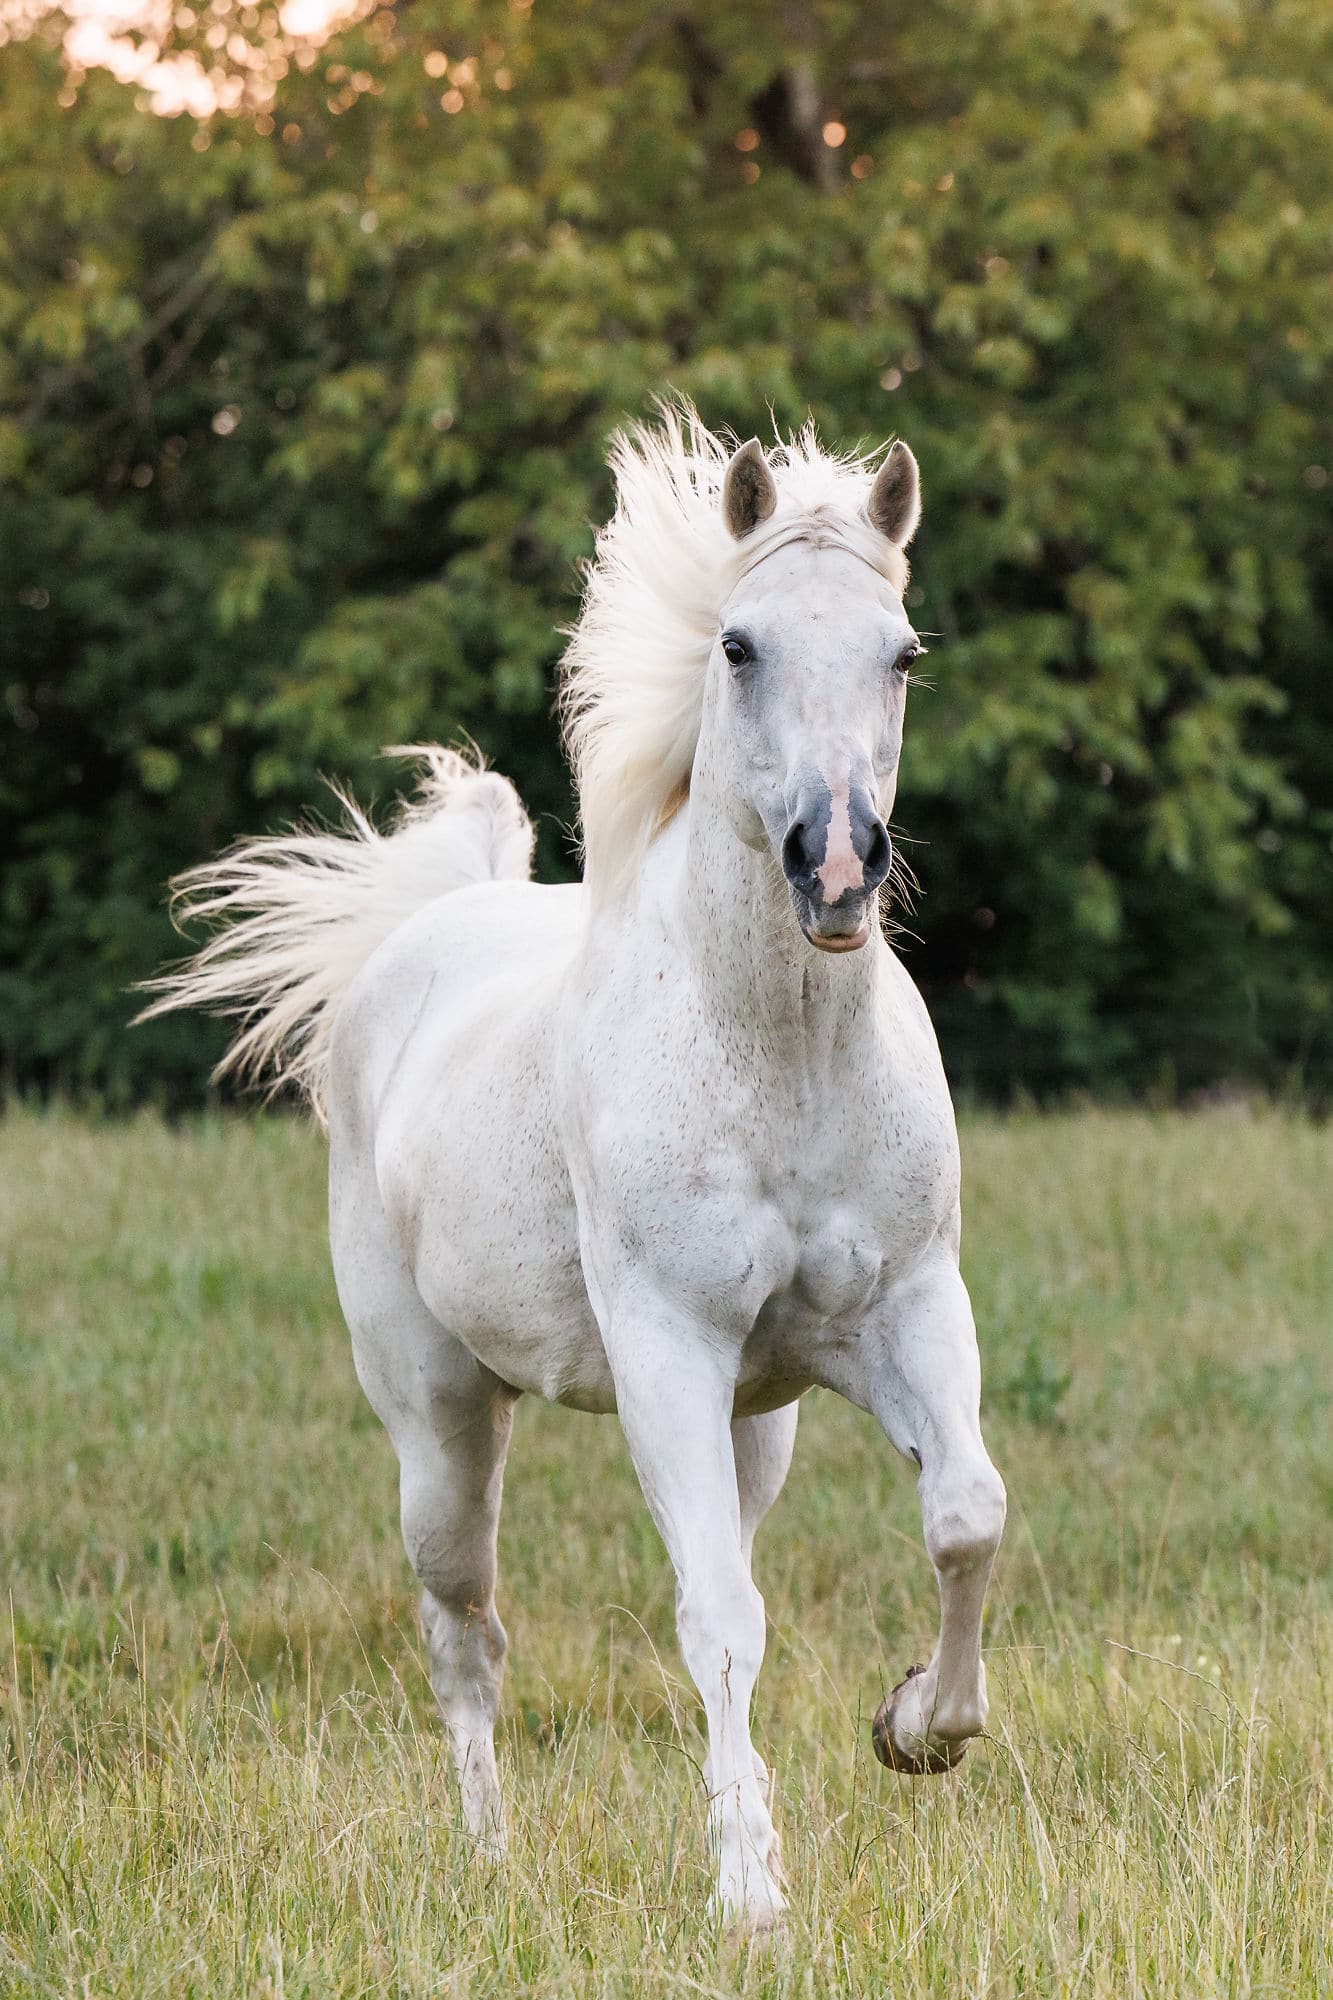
871;1664;968;1777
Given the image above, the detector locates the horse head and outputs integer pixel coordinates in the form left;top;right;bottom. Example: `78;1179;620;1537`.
708;436;922;952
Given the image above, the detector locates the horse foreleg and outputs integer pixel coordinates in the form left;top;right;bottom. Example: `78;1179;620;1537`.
863;1262;1007;1774
610;1311;786;1930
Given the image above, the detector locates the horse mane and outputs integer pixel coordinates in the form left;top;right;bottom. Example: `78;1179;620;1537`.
560;400;911;906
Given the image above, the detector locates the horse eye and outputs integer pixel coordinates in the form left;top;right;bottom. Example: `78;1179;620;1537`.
721;634;752;668
895;641;922;675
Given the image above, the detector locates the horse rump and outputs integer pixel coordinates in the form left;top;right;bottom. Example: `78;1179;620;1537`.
135;745;533;1120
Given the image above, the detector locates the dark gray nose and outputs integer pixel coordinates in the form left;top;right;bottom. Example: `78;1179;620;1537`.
781;782;891;906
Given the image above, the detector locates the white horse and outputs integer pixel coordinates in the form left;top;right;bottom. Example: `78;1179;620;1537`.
143;406;1006;1929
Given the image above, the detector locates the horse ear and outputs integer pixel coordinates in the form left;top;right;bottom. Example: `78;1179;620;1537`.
866;441;921;548
722;438;778;540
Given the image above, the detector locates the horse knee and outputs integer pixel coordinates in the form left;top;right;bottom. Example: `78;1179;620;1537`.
406;1526;495;1622
401;1473;496;1611
924;1460;1006;1575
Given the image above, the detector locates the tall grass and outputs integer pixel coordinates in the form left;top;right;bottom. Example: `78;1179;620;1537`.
2;1106;1330;1995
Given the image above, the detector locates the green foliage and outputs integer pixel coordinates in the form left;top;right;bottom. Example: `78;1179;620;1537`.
2;0;1331;1102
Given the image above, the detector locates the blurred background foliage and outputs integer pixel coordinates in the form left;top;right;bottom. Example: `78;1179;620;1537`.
1;0;1330;1105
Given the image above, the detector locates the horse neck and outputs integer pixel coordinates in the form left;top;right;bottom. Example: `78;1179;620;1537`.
673;741;882;1065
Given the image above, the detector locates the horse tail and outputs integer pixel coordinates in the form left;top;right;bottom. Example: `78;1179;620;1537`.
136;745;534;1121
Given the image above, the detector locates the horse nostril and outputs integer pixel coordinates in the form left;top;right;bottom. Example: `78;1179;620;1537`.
863;818;892;889
782;819;813;886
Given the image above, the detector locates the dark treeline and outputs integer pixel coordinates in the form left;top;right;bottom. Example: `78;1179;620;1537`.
2;0;1331;1105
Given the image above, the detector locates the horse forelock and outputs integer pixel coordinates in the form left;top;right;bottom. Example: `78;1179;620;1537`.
561;401;909;907
733;511;909;589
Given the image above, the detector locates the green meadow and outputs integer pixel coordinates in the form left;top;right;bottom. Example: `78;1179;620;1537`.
2;1105;1331;1996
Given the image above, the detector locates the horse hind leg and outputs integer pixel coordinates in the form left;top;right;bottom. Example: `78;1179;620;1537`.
330;1138;515;1853
733;1404;800;1569
732;1404;799;1814
401;1382;515;1856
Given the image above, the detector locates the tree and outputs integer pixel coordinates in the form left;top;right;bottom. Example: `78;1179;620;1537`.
2;0;1330;1101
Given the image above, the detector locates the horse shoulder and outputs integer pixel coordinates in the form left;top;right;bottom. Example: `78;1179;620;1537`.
555;916;787;1329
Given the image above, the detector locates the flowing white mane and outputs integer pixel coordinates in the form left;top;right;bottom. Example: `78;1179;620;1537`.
561;402;911;905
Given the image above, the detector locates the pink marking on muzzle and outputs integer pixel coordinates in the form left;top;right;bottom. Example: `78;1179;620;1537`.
816;784;865;903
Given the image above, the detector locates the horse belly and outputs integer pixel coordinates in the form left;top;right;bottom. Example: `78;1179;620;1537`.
392;1103;614;1410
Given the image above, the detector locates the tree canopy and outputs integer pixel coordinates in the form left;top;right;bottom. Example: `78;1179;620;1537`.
2;0;1331;1102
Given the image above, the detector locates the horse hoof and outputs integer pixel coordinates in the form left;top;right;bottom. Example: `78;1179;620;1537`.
871;1663;967;1776
726;1890;787;1940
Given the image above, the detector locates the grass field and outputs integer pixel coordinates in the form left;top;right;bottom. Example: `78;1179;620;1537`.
2;1105;1331;1996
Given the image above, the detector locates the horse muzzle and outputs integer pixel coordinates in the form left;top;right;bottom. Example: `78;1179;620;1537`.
780;779;891;953
789;888;878;952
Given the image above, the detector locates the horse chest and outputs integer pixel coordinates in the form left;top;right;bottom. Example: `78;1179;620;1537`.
638;1141;947;1348
567;933;960;1357
772;1149;940;1319
766;1067;955;1293
790;1206;885;1318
